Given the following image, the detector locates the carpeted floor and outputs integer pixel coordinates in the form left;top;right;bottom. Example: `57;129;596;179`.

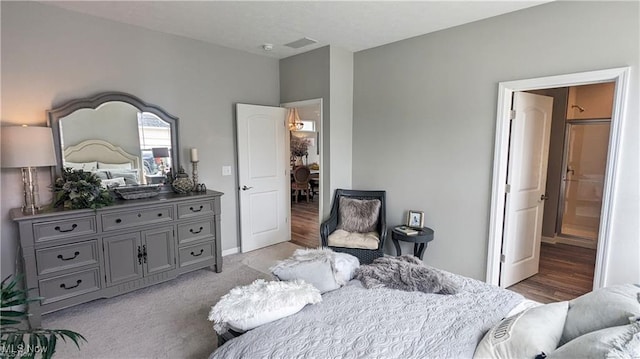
42;242;300;359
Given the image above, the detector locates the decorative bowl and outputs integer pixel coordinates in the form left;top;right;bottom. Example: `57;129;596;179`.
113;185;162;200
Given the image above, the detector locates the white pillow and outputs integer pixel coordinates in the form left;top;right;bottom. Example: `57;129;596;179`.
208;279;321;334
101;177;126;189
474;301;568;359
64;161;98;171
228;303;307;332
98;161;132;170
333;252;360;284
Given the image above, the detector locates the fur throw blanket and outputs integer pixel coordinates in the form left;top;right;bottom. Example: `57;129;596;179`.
208;279;321;333
355;255;458;294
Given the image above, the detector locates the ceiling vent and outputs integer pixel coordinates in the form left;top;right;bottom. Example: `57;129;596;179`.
284;37;318;49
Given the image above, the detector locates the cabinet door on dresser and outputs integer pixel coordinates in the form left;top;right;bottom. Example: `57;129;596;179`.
142;227;176;275
104;233;144;285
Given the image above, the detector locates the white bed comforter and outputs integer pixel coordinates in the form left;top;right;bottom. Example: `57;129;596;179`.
210;270;524;359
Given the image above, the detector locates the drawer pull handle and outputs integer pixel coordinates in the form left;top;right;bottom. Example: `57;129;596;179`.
157;213;163;217
54;224;78;233
190;227;204;234
60;279;82;290
190;205;204;212
138;213;142;218
191;249;204;257
57;251;80;261
115;219;122;224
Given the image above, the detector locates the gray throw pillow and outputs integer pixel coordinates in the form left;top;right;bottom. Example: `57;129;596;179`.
108;170;139;185
548;322;640;359
271;258;340;293
560;284;640;345
337;197;381;233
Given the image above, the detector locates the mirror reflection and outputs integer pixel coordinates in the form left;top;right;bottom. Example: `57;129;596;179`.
58;101;173;185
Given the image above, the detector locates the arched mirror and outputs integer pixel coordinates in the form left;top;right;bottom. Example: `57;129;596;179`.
48;92;179;186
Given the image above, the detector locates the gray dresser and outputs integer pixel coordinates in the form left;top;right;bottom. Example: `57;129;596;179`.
11;190;223;328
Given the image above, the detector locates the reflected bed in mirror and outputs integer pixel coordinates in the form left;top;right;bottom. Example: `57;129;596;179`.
48;92;180;186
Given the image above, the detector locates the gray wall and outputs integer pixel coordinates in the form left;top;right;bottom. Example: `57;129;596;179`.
329;47;354;196
280;46;354;217
0;2;280;277
352;1;639;284
280;47;332;215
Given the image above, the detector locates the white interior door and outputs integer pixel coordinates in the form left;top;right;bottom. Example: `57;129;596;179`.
500;92;553;288
236;104;289;252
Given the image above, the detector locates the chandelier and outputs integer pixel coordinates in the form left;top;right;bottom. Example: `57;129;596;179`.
287;108;303;131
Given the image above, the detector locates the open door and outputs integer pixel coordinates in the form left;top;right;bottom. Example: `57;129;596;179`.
236;104;289;252
500;92;553;288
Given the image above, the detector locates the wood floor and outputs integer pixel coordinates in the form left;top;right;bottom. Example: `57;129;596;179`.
508;242;596;303
290;196;320;248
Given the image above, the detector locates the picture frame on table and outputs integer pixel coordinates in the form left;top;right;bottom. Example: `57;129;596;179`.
407;210;424;229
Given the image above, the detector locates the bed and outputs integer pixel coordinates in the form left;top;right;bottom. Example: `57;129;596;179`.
210;268;639;359
209;268;525;358
63;139;144;185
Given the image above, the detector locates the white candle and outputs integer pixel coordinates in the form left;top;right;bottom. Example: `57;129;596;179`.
190;148;198;162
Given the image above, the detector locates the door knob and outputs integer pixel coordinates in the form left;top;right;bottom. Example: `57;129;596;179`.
540;194;549;201
241;185;253;191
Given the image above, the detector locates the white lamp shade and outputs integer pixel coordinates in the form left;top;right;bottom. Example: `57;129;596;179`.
1;126;57;168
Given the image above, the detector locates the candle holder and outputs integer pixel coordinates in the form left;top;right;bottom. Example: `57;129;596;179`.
191;160;199;191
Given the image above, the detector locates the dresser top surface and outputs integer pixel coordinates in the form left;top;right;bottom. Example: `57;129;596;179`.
11;189;224;222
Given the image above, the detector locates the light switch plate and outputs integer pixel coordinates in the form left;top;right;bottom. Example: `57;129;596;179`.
222;166;232;176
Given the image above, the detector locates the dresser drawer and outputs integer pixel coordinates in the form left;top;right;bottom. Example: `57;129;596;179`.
33;217;97;242
177;219;214;245
178;242;214;268
177;200;215;219
39;268;101;305
102;205;173;231
36;240;99;275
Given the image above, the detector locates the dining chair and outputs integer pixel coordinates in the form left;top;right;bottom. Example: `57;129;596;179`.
291;166;312;203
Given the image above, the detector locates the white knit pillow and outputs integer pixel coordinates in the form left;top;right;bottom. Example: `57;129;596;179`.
208;279;321;334
474;301;568;359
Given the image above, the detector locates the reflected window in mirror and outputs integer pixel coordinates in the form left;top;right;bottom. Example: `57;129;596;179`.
139;112;172;182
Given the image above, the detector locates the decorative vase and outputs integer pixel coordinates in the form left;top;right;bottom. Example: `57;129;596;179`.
171;167;193;194
295;157;304;166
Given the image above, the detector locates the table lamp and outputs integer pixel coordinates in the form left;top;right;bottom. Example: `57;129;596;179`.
152;147;170;174
1;125;57;214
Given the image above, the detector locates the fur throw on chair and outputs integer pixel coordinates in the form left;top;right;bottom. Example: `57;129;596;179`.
355;255;458;295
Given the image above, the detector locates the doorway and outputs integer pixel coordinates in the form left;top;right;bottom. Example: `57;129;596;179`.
281;99;323;248
487;67;631;293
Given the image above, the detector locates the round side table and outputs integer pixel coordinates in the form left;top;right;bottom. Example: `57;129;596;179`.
391;226;434;260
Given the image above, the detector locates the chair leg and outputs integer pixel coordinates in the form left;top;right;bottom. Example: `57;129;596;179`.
295;189;299;203
306;188;309;203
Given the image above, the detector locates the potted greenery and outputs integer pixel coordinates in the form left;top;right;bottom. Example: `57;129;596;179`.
1;275;85;358
290;136;310;166
52;168;113;210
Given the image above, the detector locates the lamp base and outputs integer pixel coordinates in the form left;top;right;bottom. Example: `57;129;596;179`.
21;167;41;214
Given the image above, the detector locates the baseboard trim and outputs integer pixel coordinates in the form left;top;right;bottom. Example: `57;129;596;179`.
540;235;597;249
222;247;240;256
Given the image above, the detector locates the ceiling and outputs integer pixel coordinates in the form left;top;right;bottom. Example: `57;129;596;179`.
45;1;550;59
